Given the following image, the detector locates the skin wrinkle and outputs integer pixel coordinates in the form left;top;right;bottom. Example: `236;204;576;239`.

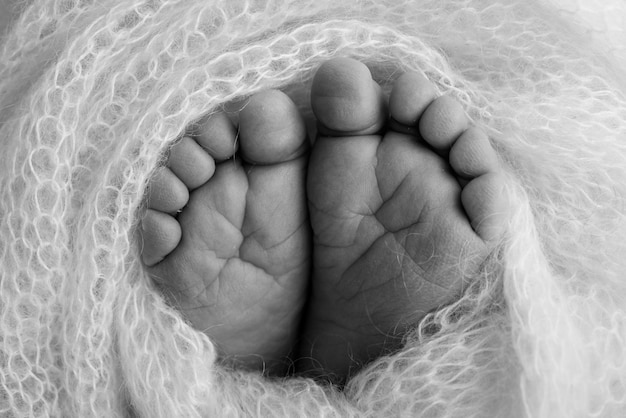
336;231;418;298
241;194;306;246
375;174;423;233
240;180;308;279
307;200;362;249
272;257;310;291
192;210;243;258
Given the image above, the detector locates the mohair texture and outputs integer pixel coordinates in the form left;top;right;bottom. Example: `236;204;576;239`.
1;0;625;416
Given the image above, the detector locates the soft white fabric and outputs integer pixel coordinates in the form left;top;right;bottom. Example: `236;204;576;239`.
1;0;625;416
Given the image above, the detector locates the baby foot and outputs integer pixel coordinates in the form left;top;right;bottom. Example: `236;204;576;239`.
299;58;507;382
140;90;310;374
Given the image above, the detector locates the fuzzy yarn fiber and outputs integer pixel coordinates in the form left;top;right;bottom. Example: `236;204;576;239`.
1;0;626;416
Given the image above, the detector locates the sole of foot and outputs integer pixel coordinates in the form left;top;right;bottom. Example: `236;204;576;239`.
140;90;310;375
298;57;507;383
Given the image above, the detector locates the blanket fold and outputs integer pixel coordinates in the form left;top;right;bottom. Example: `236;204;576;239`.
1;0;626;416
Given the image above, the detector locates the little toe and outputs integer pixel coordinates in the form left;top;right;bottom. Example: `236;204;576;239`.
147;167;189;213
389;71;437;127
141;209;182;266
311;57;387;136
462;172;508;243
450;127;506;242
167;136;216;190
239;90;308;164
419;95;468;153
191;112;238;161
449;127;500;180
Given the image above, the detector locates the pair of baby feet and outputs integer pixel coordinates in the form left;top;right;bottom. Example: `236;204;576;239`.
140;58;506;382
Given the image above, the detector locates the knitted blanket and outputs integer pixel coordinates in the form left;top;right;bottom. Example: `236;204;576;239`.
1;0;626;416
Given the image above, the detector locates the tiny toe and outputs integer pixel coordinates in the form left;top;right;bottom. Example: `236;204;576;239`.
419;95;468;153
147;167;189;213
168;136;216;190
192;112;238;161
311;57;386;136
238;90;308;165
462;172;508;242
141;209;182;266
449;127;499;179
389;72;437;126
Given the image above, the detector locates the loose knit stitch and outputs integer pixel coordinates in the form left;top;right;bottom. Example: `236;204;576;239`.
1;0;626;416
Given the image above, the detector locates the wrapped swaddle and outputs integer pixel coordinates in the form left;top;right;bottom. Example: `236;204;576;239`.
1;0;625;416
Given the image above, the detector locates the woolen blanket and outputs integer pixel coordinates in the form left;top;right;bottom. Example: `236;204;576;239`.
1;0;626;416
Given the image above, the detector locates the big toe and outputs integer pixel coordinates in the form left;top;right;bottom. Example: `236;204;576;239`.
311;57;387;136
239;90;308;164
